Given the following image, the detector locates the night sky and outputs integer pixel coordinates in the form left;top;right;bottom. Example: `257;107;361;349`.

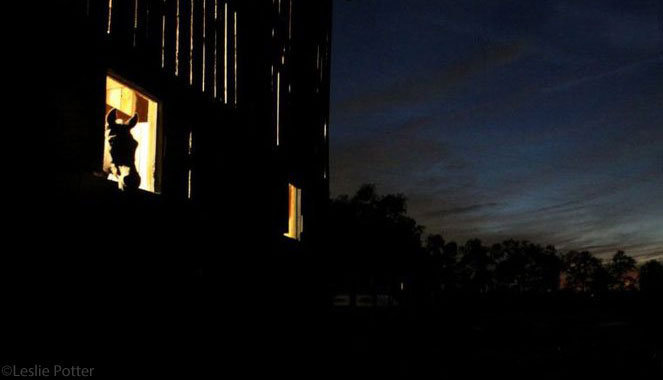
330;0;663;261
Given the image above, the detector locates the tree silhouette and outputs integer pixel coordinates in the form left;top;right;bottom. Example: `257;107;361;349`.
425;234;460;294
523;243;562;293
328;184;424;296
328;184;658;300
639;260;663;295
424;234;445;295
590;263;613;296
459;239;493;294
608;250;637;291
442;241;460;292
493;239;528;293
562;250;606;294
493;240;561;293
539;245;563;293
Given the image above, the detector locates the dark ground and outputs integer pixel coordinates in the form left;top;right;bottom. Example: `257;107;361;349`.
4;280;662;379
323;295;663;379
3;231;662;379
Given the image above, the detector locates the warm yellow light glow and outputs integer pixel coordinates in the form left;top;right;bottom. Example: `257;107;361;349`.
324;121;327;139
104;76;159;193
107;0;113;34
284;184;303;240
187;169;192;199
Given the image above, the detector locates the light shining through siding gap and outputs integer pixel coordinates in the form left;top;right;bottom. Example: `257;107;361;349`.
190;0;194;85
234;11;238;106
107;0;113;34
202;0;206;92
161;0;166;68
175;0;181;76
224;2;228;104
213;0;218;98
133;0;139;46
187;131;193;199
276;71;281;146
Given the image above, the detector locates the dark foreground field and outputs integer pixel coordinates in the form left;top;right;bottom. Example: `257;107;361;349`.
322;296;663;379
4;266;662;379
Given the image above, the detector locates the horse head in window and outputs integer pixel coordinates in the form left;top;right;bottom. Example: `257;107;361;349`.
106;109;141;191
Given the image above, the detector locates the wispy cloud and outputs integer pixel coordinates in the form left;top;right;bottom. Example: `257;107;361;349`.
423;203;500;218
541;56;663;94
334;39;527;117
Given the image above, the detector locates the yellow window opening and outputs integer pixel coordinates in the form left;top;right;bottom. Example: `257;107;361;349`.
284;184;303;241
104;76;159;193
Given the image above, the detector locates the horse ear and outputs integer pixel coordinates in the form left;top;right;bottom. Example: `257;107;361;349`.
127;113;139;129
106;109;117;126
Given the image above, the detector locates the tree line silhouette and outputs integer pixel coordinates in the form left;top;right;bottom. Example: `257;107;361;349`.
325;184;663;298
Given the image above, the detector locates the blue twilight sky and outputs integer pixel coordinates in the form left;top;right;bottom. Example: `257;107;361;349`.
329;0;663;261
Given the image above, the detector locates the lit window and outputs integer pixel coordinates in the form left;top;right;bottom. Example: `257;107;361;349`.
104;76;160;193
284;184;303;241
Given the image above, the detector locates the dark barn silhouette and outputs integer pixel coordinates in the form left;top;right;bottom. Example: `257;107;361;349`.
12;1;333;377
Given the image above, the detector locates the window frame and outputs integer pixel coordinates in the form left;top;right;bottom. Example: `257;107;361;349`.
103;72;164;194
